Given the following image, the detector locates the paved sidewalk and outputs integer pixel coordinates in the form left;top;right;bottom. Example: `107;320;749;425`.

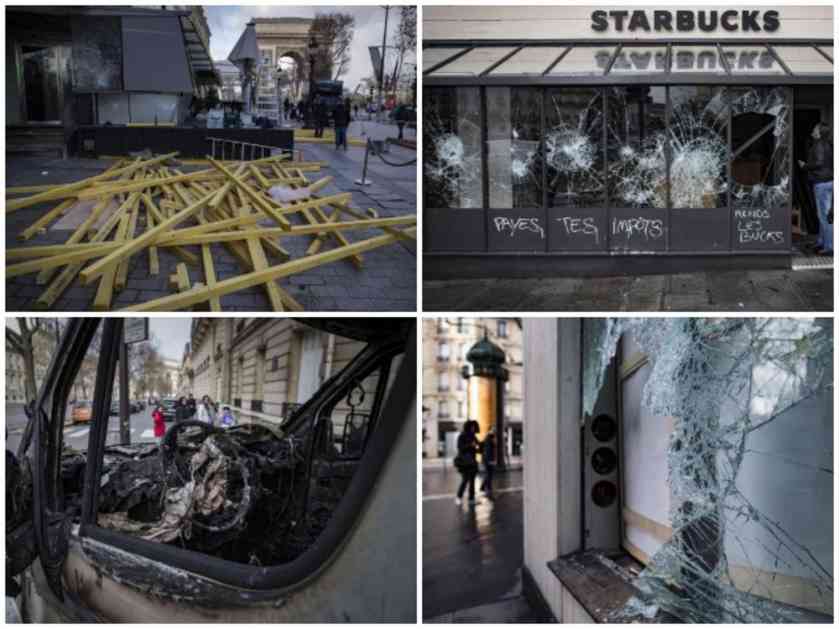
423;468;552;622
424;269;833;312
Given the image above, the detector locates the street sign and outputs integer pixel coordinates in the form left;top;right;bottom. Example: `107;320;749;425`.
124;318;149;345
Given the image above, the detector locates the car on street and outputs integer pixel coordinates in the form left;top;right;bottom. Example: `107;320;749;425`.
70;401;92;424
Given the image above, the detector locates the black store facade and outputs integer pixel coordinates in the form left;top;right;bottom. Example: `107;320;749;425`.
423;7;834;277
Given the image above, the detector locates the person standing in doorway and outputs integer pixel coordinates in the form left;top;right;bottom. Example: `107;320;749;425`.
800;122;833;255
454;420;480;506
480;431;496;499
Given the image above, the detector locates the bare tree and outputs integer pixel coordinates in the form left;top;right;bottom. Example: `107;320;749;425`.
386;6;417;96
310;12;356;81
6;318;48;402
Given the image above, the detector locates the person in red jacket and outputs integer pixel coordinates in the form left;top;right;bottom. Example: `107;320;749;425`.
152;405;166;442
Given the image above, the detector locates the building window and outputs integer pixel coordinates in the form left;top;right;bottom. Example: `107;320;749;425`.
497;320;508;338
457;400;465;419
437;318;448;333
457;376;465;391
438;371;450;392
457;317;465;333
438;400;449;418
438;342;450;362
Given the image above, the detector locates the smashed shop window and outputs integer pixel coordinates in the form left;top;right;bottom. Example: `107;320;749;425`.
424;85;791;213
424;87;483;209
583;318;833;622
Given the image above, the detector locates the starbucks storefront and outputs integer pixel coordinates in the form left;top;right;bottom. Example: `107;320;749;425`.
423;7;834;277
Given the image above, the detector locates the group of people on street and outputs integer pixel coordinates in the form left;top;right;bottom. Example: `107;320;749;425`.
151;394;236;441
453;420;497;506
311;98;353;152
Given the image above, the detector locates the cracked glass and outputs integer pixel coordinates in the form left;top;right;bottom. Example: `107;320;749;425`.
584;318;833;623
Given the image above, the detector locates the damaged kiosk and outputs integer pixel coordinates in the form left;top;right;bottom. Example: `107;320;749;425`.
423;6;834;277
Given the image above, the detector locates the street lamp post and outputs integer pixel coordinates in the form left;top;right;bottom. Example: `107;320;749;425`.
304;35;319;130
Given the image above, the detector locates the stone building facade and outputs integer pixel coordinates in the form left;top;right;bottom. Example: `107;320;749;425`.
182;318;367;425
422;317;524;460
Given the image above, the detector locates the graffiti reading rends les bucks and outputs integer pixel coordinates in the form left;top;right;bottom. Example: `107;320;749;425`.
590;10;780;33
734;209;784;244
493;216;545;239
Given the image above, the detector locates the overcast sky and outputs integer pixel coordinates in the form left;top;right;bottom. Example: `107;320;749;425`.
149;319;191;362
205;5;415;92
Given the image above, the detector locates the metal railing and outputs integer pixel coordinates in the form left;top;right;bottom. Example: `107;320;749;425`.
207;137;301;162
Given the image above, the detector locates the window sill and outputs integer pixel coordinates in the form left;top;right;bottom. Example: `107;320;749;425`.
547;550;669;623
548;551;834;624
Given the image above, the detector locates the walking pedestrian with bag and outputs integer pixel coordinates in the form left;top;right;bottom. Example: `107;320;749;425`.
454;420;480;506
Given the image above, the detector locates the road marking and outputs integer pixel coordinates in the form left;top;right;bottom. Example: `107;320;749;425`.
67;427;89;438
422;486;523;502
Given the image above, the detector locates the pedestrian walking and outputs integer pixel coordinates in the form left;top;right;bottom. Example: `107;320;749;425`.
152;405;166;442
480;432;497;499
187;394;196;418
333;98;351;151
800;122;833;255
197;395;217;425
454;420;480;506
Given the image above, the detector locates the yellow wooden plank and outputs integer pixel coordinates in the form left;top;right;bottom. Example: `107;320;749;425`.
201;244;221;311
115;196;140;291
121;228;415;312
147;206;159;276
93;213;131;311
17;198;76;241
311;205;363;270
7;152;177;212
239;204;284;312
207;158;292;230
78;189;215;284
35;194;117;285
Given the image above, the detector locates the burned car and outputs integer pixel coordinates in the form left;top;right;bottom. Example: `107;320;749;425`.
7;318;417;622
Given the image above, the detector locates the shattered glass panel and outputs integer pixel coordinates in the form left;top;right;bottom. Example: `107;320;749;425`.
609;46;668;75
585;318;833;623
668;87;728;208
430;47;516;76
606;87;667;208
730;87;791;209
545;88;605;207
489;46;566;75
549;46;615;76
773;46;833;75
671;47;727;75
486;87;543;208
70;15;122;91
722;47;786;75
424;87;484;208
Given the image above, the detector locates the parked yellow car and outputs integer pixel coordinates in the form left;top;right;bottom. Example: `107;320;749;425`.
70;401;92;424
